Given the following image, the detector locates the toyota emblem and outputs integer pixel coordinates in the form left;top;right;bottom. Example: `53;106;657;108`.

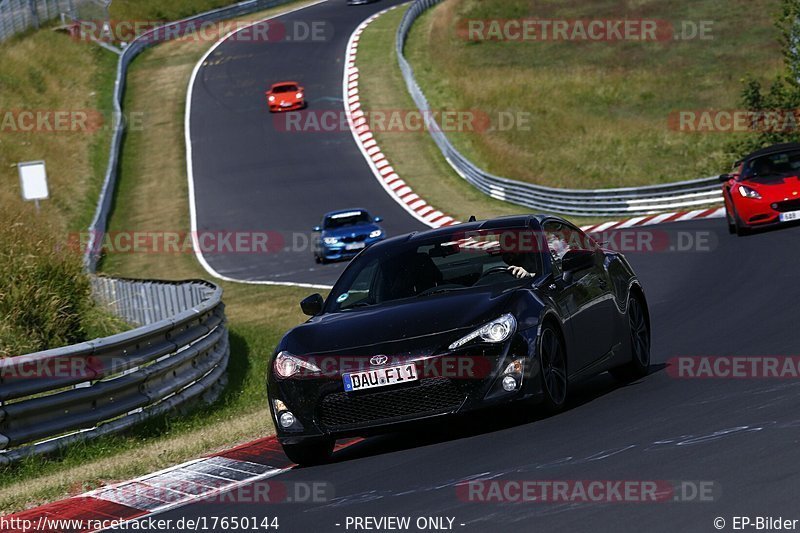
370;355;388;366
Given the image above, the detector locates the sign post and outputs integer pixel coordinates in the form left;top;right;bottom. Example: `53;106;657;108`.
18;161;49;212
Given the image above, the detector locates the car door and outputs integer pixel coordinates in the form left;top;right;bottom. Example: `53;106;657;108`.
542;220;616;372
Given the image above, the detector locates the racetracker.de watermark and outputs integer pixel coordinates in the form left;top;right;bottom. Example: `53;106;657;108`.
459;19;714;42
272;109;532;134
456;480;718;503
70;230;285;255
0;110;143;134
669;109;800;133
71;19;333;45
668;356;800;379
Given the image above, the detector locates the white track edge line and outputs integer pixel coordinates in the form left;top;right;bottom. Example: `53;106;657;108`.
185;0;332;290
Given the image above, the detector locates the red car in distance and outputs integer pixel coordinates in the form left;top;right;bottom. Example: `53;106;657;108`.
721;143;800;235
266;81;305;113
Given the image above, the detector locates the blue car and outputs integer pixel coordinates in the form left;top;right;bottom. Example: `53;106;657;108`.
313;209;385;263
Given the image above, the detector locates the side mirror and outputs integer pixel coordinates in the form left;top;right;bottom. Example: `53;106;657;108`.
312;226;322;232
562;249;594;276
300;293;324;316
373;216;383;223
718;173;733;183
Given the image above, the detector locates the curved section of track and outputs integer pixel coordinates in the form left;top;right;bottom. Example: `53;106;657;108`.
187;0;423;287
179;2;800;531
119;220;800;533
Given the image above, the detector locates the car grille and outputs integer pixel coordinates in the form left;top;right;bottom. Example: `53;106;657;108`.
318;378;465;430
774;199;800;212
340;234;367;243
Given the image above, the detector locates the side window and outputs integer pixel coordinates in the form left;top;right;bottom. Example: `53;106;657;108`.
336;259;378;309
543;221;596;273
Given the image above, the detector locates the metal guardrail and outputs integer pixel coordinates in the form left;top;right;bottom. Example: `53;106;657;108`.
83;0;294;272
396;0;724;217
0;0;76;42
0;277;228;465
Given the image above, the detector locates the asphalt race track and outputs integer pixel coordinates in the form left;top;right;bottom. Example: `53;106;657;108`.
188;0;424;286
179;1;800;531
117;217;800;532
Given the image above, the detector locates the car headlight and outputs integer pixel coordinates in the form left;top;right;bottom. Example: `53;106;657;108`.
323;237;339;245
448;314;517;350
268;95;275;102
738;185;761;199
274;351;321;379
369;230;382;238
296;92;304;99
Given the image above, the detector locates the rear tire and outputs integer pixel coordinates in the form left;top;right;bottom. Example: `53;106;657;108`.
282;438;334;466
539;324;568;413
611;294;650;382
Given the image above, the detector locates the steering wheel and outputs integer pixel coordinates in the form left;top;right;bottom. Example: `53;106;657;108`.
479;266;516;279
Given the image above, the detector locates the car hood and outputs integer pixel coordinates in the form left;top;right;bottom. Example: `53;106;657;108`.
322;224;381;238
282;287;521;355
272;93;300;103
743;175;800;200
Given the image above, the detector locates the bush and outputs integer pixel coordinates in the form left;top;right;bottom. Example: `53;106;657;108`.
0;207;117;357
730;0;800;155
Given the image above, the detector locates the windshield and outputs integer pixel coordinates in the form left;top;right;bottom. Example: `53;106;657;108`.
272;84;298;93
324;211;372;229
742;150;800;181
327;229;545;312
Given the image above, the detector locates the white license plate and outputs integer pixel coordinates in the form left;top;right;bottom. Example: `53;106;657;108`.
345;242;365;251
343;364;418;392
779;210;800;222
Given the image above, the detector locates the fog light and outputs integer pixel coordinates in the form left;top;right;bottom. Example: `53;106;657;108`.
502;375;518;392
279;411;296;428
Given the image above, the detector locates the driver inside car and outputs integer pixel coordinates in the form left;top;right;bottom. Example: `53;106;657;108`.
502;251;536;279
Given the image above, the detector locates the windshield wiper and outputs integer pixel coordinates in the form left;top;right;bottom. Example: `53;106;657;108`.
415;286;465;298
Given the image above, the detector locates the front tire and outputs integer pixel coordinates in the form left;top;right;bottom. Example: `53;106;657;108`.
725;207;736;234
732;208;750;236
611;294;650;382
281;438;334;466
539;324;568;413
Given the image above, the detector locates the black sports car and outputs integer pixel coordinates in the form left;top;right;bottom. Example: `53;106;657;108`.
267;215;650;465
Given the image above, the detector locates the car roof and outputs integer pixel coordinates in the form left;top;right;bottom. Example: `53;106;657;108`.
737;142;800;165
271;81;300;88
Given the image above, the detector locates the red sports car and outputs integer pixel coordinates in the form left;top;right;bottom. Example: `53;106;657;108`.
721;142;800;235
266;81;305;113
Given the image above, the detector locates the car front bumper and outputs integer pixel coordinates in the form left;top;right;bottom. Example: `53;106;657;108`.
317;236;384;261
267;331;543;444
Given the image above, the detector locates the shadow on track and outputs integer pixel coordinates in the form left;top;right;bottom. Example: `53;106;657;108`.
318;365;667;467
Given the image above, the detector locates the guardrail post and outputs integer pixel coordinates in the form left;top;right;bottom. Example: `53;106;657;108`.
27;0;38;29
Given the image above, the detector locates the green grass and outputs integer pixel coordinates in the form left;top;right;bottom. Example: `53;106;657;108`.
0;0;323;513
356;6;533;223
0;29;118;233
109;0;263;21
356;5;611;226
403;0;784;189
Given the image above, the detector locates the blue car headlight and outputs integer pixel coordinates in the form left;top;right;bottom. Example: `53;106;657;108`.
369;230;383;238
323;237;339;245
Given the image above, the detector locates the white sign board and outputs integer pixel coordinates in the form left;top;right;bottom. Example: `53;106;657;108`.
18;161;49;201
